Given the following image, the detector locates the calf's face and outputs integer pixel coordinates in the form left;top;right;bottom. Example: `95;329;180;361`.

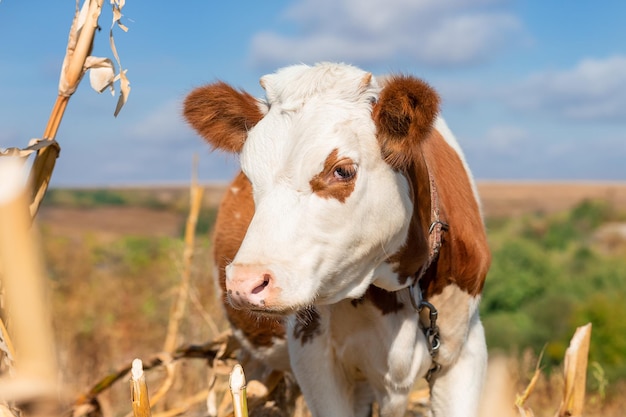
184;63;439;314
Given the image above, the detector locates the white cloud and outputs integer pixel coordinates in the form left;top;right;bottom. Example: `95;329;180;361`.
504;55;626;122
417;13;521;65
460;116;626;180
249;0;524;68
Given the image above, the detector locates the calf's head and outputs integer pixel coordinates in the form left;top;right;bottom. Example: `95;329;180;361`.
184;63;439;314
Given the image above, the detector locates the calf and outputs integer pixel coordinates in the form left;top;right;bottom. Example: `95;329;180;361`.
184;63;491;417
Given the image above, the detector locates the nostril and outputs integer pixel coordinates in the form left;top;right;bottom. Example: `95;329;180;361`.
251;273;271;295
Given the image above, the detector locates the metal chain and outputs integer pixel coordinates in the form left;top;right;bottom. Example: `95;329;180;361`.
419;300;440;356
418;299;441;381
409;281;441;381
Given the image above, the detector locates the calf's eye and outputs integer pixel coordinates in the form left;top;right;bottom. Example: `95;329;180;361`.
333;164;357;181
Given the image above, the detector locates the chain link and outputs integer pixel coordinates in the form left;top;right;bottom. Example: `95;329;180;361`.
409;281;441;381
419;300;440;356
418;299;441;381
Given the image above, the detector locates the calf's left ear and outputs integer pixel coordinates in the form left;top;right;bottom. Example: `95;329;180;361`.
183;82;264;153
373;75;440;170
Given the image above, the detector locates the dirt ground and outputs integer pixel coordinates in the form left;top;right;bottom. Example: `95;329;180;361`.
477;181;626;218
37;182;626;237
36;206;184;241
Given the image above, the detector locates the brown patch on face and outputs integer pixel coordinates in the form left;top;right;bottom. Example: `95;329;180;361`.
309;149;357;203
292;307;322;345
213;171;286;346
417;130;491;298
183;82;264;153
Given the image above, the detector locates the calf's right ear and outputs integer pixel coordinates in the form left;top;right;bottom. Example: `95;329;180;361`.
183;82;264;153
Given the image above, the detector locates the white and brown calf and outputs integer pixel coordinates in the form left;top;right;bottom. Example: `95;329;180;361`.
184;63;491;417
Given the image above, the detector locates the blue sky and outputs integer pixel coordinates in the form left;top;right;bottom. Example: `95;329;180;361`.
1;1;625;186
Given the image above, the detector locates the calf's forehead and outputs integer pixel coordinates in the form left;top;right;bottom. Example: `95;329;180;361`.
240;63;383;189
242;95;379;189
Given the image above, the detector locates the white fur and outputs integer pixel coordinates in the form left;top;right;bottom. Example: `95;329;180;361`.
287;291;432;417
285;285;487;417
429;306;487;417
427;286;487;417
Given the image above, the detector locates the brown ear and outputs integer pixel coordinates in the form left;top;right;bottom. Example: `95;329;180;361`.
183;82;264;153
373;75;440;170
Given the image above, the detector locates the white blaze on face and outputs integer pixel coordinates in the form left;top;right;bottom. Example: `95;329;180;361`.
225;63;412;311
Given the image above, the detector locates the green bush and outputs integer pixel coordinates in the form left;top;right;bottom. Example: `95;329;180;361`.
482;238;554;313
481;200;626;382
45;188;129;207
570;199;614;229
93;235;177;274
44;188;175;209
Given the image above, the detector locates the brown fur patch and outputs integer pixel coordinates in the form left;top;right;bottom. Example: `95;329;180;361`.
183;82;263;153
418;131;491;297
351;286;405;315
309;149;357;203
213;171;286;346
372;75;440;171
366;286;405;314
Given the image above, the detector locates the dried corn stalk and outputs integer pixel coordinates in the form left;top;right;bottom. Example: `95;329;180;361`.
0;0;132;218
0;318;15;371
229;365;249;417
133;157;205;412
0;159;57;401
555;323;592;417
514;348;544;416
163;156;204;353
130;359;152;417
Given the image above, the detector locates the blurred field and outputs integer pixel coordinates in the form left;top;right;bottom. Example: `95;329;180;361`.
38;181;626;237
478;181;626;217
25;180;626;417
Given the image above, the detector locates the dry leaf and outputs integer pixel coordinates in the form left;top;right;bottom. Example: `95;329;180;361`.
114;69;130;117
109;0;131;116
0;402;18;417
86;56;116;94
111;1;128;32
